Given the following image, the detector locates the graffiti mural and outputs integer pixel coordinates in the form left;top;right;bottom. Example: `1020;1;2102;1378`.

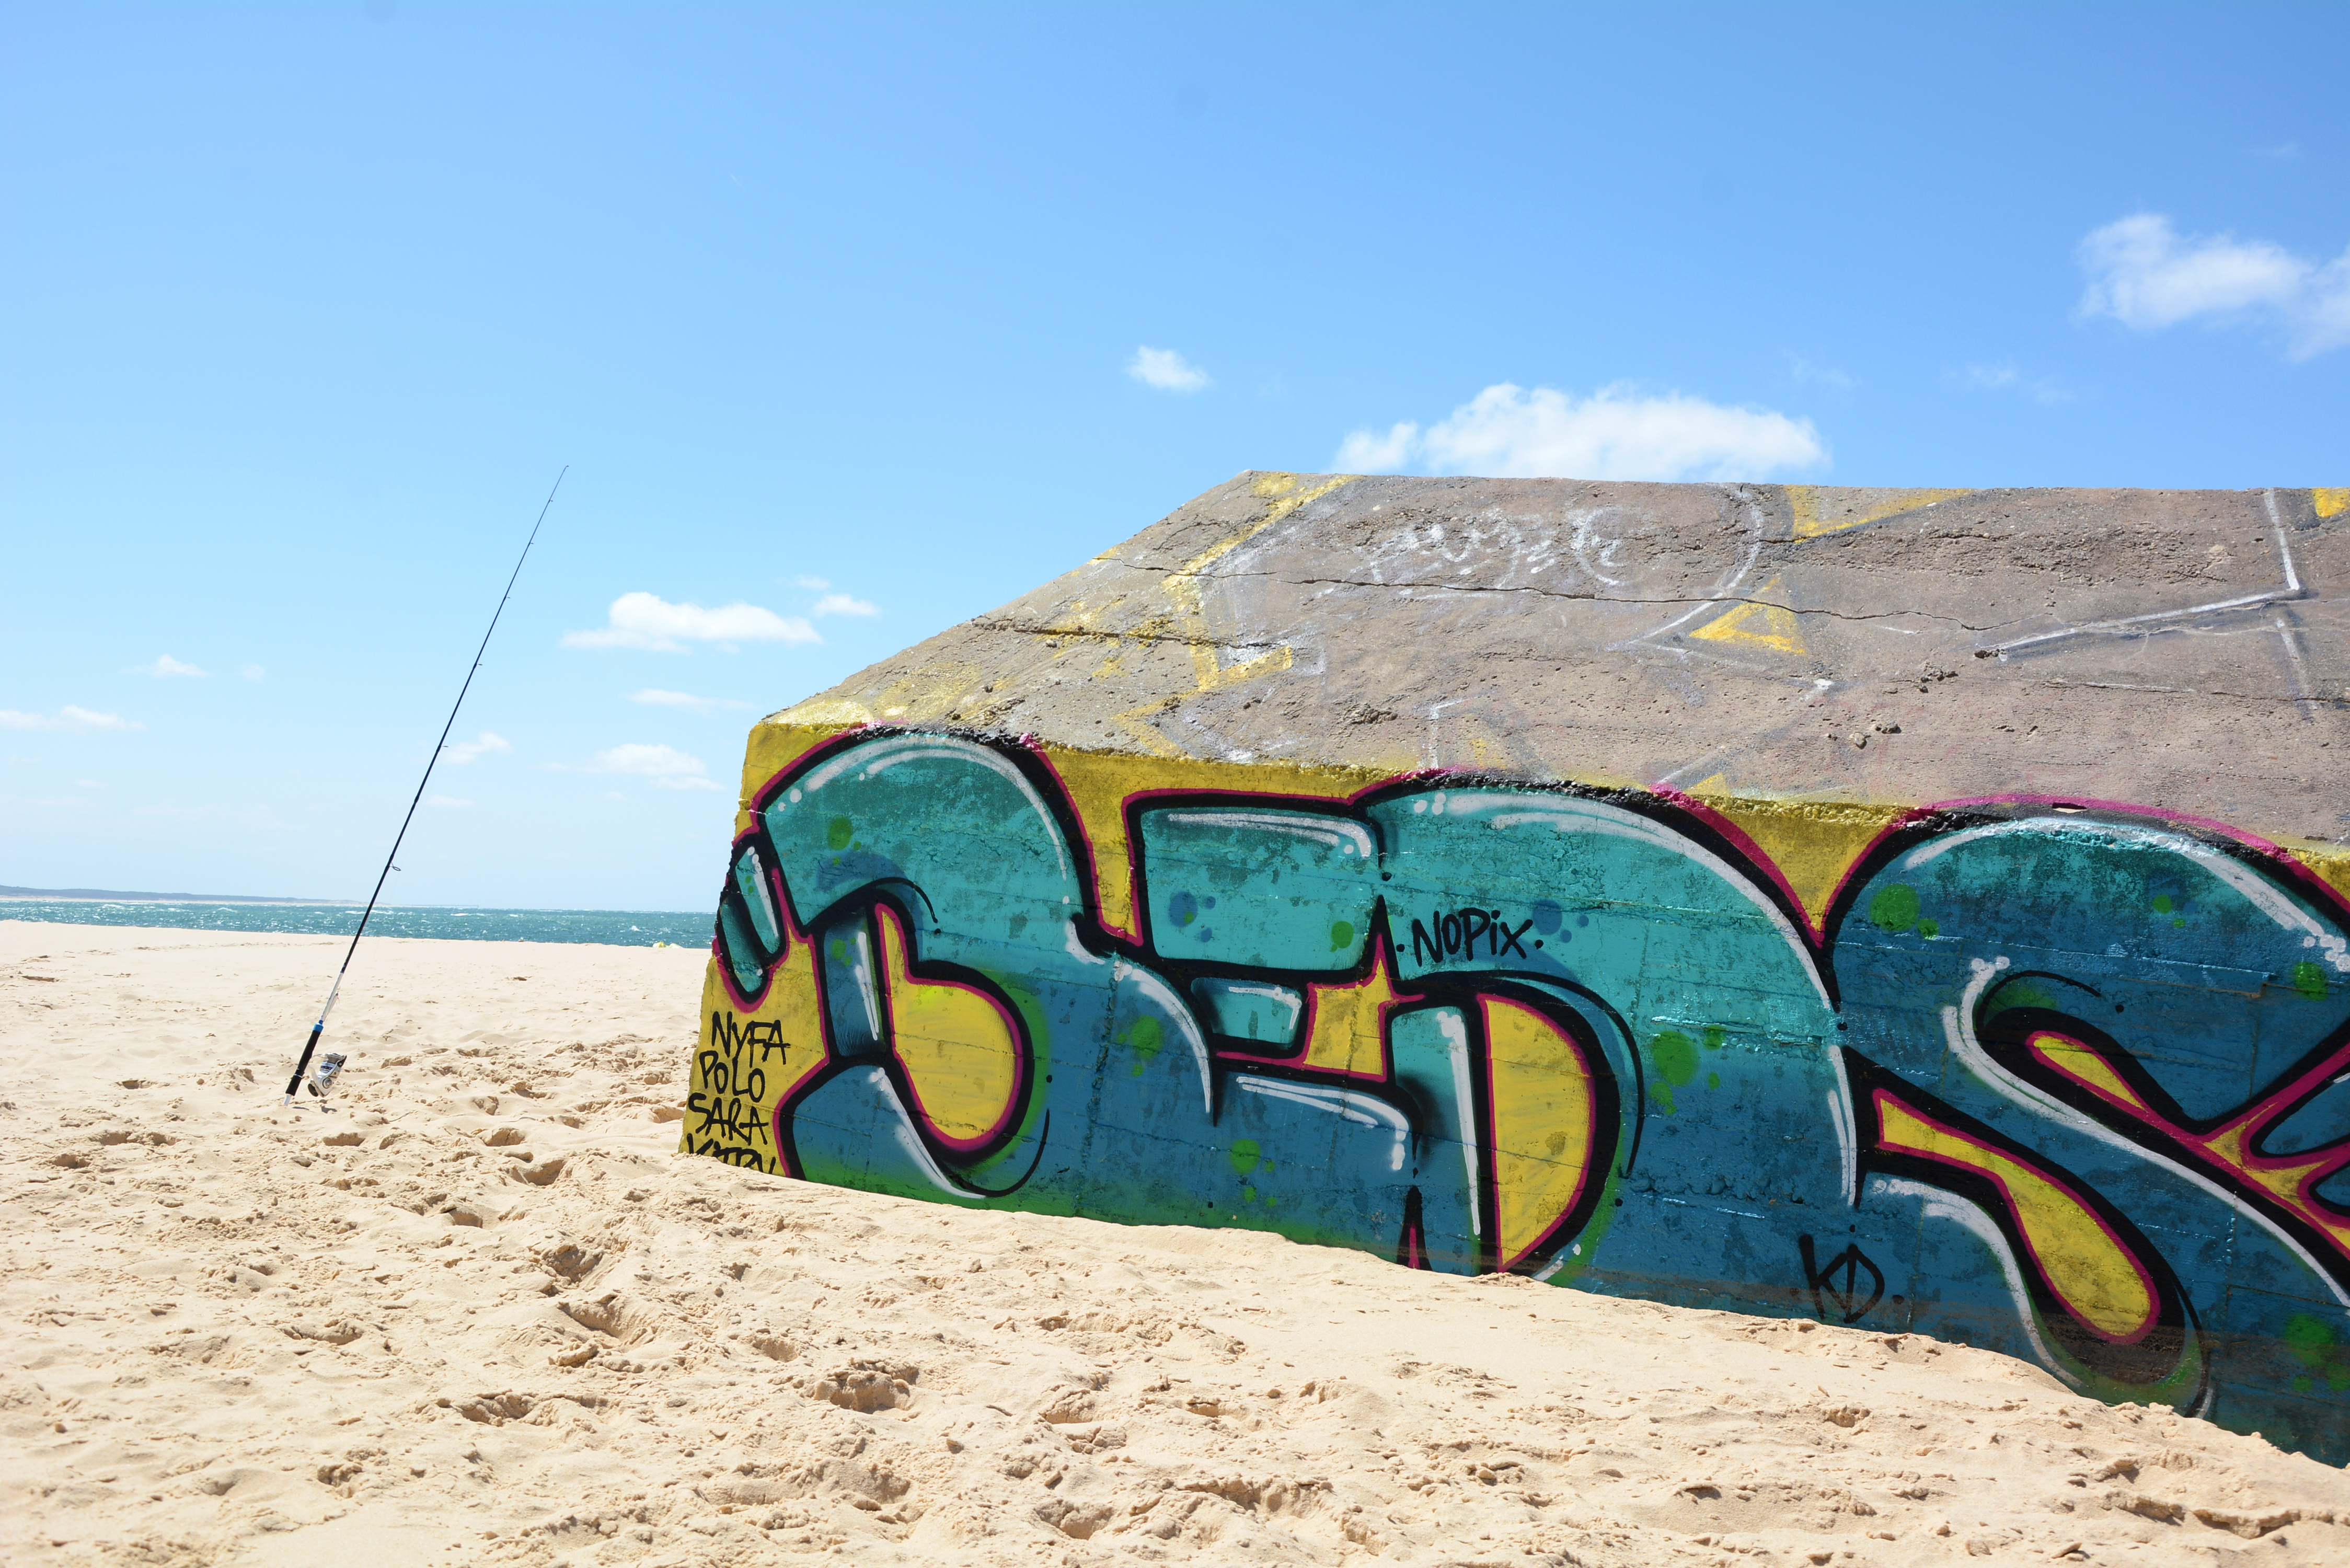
684;725;2350;1463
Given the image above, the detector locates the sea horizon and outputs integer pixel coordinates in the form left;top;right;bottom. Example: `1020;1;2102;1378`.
0;897;713;947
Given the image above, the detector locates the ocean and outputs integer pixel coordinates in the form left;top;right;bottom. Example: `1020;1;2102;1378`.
0;900;713;948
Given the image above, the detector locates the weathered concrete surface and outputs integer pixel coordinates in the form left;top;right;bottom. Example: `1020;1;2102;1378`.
775;475;2348;875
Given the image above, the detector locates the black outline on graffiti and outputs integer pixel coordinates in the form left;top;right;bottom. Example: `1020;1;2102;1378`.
1841;1048;2206;1399
1818;801;2350;1304
696;724;2343;1399
1972;979;2350;1300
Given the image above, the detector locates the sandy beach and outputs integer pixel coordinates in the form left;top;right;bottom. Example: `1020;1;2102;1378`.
4;919;2345;1568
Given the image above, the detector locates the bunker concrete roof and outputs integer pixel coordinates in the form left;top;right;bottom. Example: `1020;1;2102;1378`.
773;472;2348;863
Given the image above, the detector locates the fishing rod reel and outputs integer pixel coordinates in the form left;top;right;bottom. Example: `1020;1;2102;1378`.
286;1051;349;1111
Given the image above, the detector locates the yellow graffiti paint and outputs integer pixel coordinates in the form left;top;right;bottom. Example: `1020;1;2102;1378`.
1682;790;1908;937
1785;486;1971;539
1111;472;1357;754
876;903;1021;1149
1873;1092;2155;1341
1298;932;1408;1077
2198;1116;2350;1273
2015;1032;2350;1279
1484;996;1598;1270
1045;747;1379;940
2314;488;2348;519
2026;1030;2155;1116
683;907;833;1171
1688;595;1808;656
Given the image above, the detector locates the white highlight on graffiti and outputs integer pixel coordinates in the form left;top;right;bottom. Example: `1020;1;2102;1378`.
1474;797;1831;1007
1118;959;1216;1118
840;1065;974;1201
1902;817;2349;974
1866;1173;2080;1389
799;740;1077;892
1232;1077;1412;1173
1441;1010;1482;1234
840;921;882;1043
1155;810;1375;860
1827;1044;1860;1207
738;845;780;949
1942;956;2350;1310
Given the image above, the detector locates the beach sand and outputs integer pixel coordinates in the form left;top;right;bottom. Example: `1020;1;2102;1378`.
4;920;2345;1567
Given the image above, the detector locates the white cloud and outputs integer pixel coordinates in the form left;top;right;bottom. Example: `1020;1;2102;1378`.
627;688;754;715
442;731;512;765
0;706;144;733
1126;345;1212;394
791;574;832;591
563;592;820;652
1787;356;1856;390
1337;382;1827;482
1953;362;2073;405
2077;212;2350;359
580;742;724;791
76;779;105;788
131;654;208;677
241;664;266;681
424;794;473;809
813;592;879;617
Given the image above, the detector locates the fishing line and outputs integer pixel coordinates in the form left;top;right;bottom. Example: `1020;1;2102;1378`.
281;467;567;1106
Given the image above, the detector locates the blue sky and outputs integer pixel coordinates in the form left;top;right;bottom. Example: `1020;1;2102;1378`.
3;3;2344;912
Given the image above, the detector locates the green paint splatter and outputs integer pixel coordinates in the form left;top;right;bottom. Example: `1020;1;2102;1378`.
1261;1160;1276;1176
1702;1025;1725;1051
1330;920;1355;952
1241;1185;1258;1205
1998;982;2057;1012
1651;1031;1698;1088
2283;1313;2350;1391
825;815;854;851
1228;1137;1261;1177
2151;893;2173;914
827;938;848;963
2292;961;2329;1001
1868;884;1920;935
1649;1082;1676;1116
1707;1071;1721;1091
2173;918;2186;930
1918;918;1940;938
1121;1014;1165;1076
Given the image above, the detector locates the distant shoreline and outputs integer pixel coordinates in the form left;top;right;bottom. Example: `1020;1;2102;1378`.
0;885;349;905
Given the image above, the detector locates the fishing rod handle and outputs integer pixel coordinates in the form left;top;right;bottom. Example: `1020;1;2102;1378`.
284;1021;324;1101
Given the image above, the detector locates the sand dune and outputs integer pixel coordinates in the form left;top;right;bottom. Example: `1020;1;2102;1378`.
4;920;2346;1567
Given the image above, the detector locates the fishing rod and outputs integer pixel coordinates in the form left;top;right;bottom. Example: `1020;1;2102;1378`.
281;467;567;1106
